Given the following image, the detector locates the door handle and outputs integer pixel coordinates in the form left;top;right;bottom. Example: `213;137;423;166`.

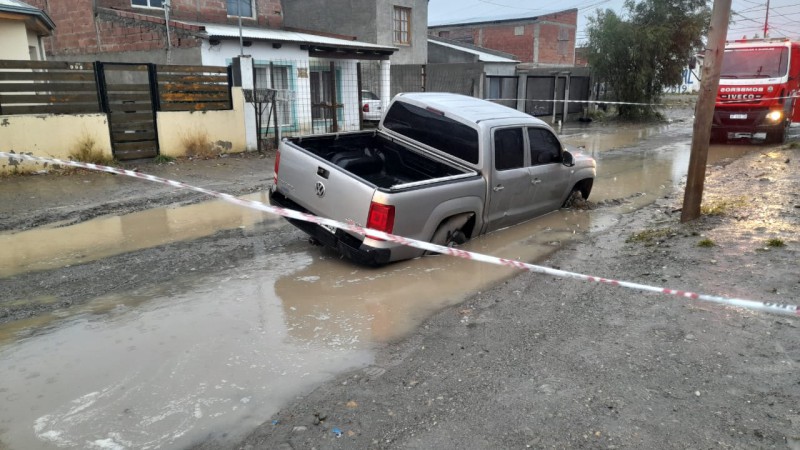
531;179;542;185
493;185;505;192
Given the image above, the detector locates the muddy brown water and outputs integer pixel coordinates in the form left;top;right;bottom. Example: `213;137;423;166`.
0;119;767;449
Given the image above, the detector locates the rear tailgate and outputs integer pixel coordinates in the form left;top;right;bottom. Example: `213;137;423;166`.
275;141;376;230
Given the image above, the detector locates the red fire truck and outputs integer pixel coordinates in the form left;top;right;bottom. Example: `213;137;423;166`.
712;38;800;144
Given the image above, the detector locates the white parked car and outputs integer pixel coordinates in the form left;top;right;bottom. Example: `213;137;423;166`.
361;90;382;121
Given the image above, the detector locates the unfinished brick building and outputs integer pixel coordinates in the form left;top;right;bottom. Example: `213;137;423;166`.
23;0;283;63
428;8;577;67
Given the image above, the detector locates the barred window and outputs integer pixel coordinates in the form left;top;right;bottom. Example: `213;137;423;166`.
393;6;411;45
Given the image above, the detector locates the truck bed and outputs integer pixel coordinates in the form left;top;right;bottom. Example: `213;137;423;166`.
290;132;469;190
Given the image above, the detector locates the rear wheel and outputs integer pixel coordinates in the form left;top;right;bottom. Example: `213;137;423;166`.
427;213;474;253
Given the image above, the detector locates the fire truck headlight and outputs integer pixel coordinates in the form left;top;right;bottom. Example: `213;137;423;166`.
766;110;783;122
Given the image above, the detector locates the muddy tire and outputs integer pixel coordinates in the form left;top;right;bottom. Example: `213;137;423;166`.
766;124;787;144
427;213;474;254
562;190;584;208
709;129;724;144
563;179;593;208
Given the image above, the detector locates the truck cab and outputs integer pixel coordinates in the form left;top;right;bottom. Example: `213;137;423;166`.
712;38;800;143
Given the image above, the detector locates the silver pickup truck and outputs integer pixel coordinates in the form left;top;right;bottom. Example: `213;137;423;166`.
269;92;596;265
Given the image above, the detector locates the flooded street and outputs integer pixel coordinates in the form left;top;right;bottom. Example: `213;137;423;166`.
0;117;771;449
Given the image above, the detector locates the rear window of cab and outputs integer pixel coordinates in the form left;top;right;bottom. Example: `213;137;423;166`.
383;101;480;164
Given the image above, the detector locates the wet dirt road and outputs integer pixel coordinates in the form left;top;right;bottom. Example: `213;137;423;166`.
0;115;778;449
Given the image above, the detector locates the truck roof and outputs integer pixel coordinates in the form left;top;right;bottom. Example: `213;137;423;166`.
725;38;797;49
395;92;546;126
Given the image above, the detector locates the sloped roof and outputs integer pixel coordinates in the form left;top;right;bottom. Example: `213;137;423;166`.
429;8;576;28
0;0;55;31
198;23;397;55
428;36;518;63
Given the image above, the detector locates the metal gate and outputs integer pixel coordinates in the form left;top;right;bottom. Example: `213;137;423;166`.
97;63;159;160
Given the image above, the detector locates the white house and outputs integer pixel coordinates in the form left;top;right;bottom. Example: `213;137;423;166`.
0;0;54;60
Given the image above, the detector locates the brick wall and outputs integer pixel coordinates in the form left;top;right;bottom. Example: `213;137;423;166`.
480;25;533;61
97;0;283;28
429;8;577;66
27;0;282;57
25;0;97;55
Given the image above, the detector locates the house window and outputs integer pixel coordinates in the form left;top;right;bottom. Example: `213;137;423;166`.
514;26;524;36
227;0;253;17
393;6;411;45
131;0;163;8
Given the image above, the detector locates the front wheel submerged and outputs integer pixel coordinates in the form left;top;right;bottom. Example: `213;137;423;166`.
766;123;788;144
563;179;594;208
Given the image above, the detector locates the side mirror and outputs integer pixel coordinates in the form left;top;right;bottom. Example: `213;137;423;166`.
562;150;575;167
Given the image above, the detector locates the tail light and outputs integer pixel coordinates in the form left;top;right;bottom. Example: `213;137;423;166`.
362;103;370;113
366;201;395;239
273;150;280;185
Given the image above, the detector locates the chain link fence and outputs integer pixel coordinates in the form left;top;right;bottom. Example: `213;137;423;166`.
245;59;486;140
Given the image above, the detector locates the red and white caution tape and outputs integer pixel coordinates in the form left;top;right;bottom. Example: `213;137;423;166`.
3;151;798;317
485;94;800;107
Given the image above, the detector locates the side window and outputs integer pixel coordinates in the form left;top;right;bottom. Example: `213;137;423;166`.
494;128;524;171
528;128;562;165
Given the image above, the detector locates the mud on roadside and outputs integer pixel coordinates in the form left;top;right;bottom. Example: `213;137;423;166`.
0;152;281;326
0;152;274;232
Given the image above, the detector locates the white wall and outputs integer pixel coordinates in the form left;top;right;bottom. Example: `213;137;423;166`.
202;41;313;137
484;62;517;77
200;40;370;137
0;21;31;60
26;30;45;60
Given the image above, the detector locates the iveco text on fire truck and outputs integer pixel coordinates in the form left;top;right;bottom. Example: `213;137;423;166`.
712;38;800;144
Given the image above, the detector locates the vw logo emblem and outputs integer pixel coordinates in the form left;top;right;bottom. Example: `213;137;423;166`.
315;181;326;198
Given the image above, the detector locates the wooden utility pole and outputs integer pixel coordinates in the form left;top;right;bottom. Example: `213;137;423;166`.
681;0;732;222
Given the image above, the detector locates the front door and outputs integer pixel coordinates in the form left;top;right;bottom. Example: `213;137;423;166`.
486;127;536;232
310;63;341;133
527;127;571;215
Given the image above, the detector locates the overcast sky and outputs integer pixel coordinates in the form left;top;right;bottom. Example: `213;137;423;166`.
428;0;800;45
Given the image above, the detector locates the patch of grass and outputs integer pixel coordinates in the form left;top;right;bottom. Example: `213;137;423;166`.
787;141;799;149
766;238;785;248
181;130;217;159
69;134;114;165
153;154;175;164
700;196;747;216
697;238;715;248
626;227;675;245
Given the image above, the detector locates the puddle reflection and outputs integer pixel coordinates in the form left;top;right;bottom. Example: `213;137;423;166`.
279;209;593;344
0;253;373;449
0;192;278;278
